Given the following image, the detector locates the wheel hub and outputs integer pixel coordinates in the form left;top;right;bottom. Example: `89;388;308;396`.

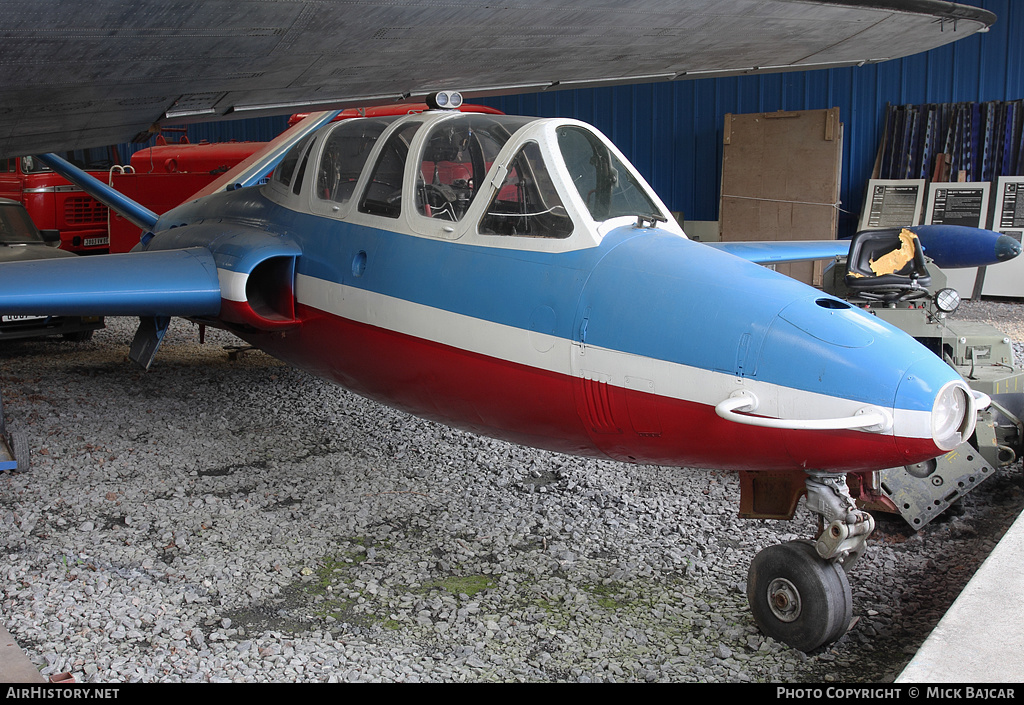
767;577;801;622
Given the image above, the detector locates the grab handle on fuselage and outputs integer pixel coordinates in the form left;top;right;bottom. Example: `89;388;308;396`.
972;390;992;411
715;391;893;433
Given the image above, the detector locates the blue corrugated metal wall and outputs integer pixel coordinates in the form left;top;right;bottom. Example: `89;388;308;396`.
129;0;1021;236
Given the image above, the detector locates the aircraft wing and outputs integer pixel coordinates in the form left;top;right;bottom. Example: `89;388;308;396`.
711;226;1023;269
707;240;849;265
0;248;221;317
0;0;995;157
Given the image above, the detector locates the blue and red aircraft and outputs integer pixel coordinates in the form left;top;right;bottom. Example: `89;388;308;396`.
2;98;1019;651
0;0;1008;652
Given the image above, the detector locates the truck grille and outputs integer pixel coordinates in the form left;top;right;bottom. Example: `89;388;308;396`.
64;196;107;225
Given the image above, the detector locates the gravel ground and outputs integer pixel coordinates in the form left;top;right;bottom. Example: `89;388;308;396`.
1;303;1022;683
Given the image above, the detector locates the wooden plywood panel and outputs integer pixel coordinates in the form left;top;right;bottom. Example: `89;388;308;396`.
720;108;842;285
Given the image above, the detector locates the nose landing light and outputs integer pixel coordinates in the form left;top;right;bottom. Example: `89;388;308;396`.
932;380;976;451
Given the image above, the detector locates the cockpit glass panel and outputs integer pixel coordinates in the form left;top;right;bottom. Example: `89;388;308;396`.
358;122;423;218
479;142;572;239
316;116;400;205
415;115;533;221
292;139;315;195
274;133;316;189
556;125;661;223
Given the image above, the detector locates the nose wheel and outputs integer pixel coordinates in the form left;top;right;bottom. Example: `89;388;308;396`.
747;540;852;652
746;471;871;652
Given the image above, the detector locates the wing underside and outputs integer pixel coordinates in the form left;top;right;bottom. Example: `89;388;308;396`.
0;0;995;157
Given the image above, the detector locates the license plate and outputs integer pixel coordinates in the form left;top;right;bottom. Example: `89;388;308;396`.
1;315;45;323
83;237;109;247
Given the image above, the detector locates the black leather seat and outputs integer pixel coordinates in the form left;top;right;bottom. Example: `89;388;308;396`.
844;228;931;303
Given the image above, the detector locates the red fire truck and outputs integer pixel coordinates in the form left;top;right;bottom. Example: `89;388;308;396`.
108;137;264;252
0;147;119;253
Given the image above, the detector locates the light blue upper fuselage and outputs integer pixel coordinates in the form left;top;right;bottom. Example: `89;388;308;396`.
155;182;950;415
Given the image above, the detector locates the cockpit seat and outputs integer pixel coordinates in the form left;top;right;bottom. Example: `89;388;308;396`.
421;161;472;185
844;227;931;303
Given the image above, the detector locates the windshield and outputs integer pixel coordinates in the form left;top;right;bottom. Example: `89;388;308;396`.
0;204;42;244
556;125;662;223
274;133;317;190
480;141;572;239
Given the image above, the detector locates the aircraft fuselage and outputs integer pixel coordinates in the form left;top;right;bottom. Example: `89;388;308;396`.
143;111;974;475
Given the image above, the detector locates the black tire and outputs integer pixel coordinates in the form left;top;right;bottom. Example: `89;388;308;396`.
747;540;852;652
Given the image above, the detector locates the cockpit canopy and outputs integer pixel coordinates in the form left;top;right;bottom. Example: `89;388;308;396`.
268;110;678;248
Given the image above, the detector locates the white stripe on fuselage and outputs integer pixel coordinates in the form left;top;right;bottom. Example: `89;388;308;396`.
293;272;934;441
218;268;248;302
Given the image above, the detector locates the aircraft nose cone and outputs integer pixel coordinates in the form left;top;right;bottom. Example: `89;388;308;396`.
995;234;1021;262
894;359;977;460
